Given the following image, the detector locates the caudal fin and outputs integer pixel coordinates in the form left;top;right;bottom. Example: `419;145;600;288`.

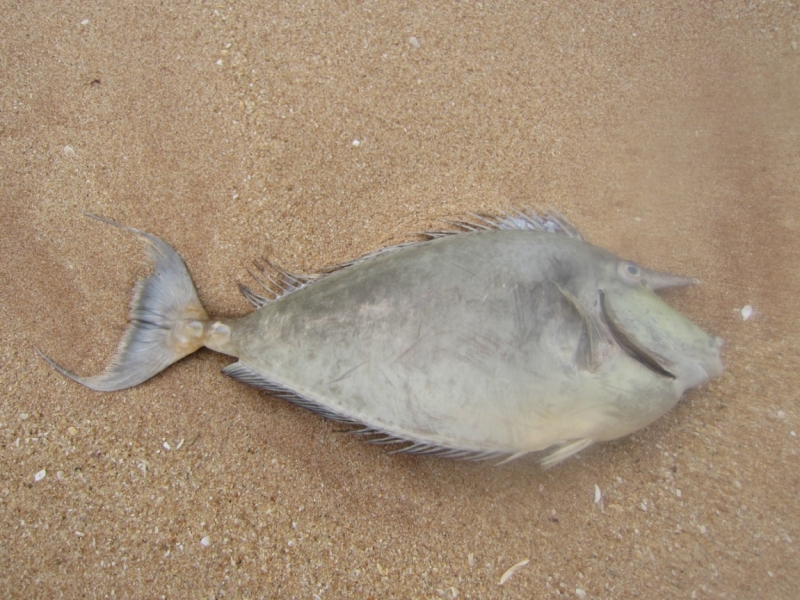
38;215;210;391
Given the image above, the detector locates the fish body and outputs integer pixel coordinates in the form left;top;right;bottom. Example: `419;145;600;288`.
41;210;723;467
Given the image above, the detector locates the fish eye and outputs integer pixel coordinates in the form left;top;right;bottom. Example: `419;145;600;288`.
617;261;642;284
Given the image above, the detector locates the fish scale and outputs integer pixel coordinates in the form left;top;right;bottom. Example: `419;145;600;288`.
39;209;723;467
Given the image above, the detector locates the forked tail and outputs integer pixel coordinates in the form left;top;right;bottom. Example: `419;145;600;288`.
37;215;213;391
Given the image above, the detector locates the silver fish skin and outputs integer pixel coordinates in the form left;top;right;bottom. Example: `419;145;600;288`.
39;210;723;467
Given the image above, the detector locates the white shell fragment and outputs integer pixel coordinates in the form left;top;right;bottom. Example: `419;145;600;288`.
34;469;46;482
594;484;602;505
200;536;211;547
499;558;530;585
741;305;753;320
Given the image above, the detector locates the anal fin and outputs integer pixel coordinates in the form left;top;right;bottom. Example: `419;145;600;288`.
223;362;578;467
221;361;356;423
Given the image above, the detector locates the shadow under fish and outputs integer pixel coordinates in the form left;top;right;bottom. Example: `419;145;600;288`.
39;209;724;468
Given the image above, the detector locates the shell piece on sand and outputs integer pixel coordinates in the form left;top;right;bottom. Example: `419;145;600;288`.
499;558;530;585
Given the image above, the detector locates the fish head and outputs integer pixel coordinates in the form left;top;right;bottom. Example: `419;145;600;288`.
595;258;724;392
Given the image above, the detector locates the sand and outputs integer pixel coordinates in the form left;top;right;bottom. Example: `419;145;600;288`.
1;2;798;598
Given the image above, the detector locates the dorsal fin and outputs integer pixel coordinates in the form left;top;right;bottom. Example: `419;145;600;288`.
239;207;582;306
428;207;584;240
238;258;320;308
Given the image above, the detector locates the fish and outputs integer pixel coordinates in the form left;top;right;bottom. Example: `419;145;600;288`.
39;209;724;467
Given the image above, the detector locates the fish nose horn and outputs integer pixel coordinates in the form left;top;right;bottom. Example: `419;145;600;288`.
642;267;700;291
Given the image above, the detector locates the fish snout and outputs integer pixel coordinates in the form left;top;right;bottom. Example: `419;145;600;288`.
642;268;699;291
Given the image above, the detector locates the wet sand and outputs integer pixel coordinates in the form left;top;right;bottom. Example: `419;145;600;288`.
1;2;798;598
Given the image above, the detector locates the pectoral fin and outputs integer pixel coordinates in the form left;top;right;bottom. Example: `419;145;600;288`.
554;283;605;372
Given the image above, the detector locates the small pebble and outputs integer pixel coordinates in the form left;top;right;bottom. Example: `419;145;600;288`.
34;469;46;482
741;305;753;320
594;484;602;505
576;589;587;599
408;36;421;49
201;536;211;547
352;139;361;147
63;146;76;158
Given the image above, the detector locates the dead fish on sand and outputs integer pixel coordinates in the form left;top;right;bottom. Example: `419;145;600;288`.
39;209;723;467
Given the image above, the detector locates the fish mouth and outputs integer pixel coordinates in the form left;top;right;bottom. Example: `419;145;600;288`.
598;289;676;380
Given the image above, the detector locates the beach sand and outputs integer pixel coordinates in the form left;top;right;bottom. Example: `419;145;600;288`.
1;2;798;597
